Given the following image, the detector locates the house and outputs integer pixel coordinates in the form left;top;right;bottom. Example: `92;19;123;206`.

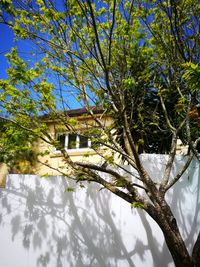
35;107;115;176
0;106;198;185
0;107;114;183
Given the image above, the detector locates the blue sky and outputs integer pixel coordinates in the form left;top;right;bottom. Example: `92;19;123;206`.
0;23;37;80
0;23;84;109
0;23;14;79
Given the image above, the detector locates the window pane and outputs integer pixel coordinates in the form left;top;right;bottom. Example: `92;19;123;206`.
68;134;77;149
56;134;65;149
79;135;88;148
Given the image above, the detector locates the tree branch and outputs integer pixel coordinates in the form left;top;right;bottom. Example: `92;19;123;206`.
76;161;147;191
159;94;176;132
108;0;116;66
164;153;193;192
192;231;200;265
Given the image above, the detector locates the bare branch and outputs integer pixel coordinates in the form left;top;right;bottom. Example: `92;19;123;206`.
76;161;146;191
108;0;116;65
159;94;176;132
160;133;177;192
165;153;194;192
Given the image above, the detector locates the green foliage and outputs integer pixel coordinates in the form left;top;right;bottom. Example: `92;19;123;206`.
131;202;144;209
183;63;200;93
114;179;127;187
0;119;37;173
0;0;199;165
0;3;199;264
64;187;75;193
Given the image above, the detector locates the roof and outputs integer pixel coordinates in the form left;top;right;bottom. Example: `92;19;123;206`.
41;106;104;120
64;106;104;117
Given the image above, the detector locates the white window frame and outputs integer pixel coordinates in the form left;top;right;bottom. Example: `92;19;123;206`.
52;133;98;157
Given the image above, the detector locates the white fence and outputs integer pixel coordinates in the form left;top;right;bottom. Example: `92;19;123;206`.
0;155;199;267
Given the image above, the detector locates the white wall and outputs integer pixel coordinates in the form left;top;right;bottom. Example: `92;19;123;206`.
0;155;199;267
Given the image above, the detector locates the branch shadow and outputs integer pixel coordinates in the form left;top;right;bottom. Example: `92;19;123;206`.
0;157;198;267
166;159;200;253
0;175;145;267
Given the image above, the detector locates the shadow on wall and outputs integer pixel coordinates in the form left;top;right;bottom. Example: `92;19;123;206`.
0;175;141;267
140;155;200;255
167;158;200;254
0;157;199;267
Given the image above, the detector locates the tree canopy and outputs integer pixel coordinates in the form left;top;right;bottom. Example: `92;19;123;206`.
0;1;200;266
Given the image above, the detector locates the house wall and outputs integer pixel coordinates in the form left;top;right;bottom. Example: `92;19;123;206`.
0;112;190;178
0;163;8;187
36;115;116;176
35;115;190;176
0;155;199;267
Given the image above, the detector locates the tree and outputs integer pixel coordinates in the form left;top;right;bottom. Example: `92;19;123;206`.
0;118;37;173
0;0;200;266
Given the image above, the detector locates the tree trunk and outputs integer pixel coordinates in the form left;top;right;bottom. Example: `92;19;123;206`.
162;225;193;267
148;202;194;267
192;232;200;267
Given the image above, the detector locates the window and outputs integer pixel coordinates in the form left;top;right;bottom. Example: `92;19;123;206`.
56;133;91;151
79;135;89;148
67;134;90;150
68;134;77;149
56;134;66;150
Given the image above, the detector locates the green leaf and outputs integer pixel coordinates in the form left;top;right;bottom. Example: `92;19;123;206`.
64;187;75;193
131;202;144;209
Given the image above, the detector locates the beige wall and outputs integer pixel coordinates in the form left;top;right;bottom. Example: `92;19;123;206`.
35;115;190;176
1;113;189;179
0;163;8;187
36;115;115;176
